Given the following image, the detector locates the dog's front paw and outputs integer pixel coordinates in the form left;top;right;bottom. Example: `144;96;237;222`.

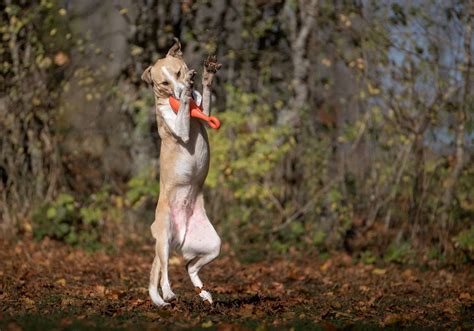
204;55;222;74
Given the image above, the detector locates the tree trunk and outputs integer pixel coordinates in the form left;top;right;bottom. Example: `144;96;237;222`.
441;4;473;230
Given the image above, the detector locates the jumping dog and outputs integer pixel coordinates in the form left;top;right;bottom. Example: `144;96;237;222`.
141;39;222;306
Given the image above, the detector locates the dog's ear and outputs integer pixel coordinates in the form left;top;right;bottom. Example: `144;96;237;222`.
167;38;183;59
141;66;153;84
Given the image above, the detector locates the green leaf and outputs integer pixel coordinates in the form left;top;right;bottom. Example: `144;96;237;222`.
46;207;57;220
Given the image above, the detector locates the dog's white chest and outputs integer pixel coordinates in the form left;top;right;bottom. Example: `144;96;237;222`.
175;125;210;184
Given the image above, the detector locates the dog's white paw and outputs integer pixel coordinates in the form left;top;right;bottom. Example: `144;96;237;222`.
154;300;170;307
199;290;213;304
163;288;176;302
149;286;170;307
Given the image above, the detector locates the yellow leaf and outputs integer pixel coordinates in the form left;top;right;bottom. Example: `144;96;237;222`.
131;45;144;56
32;97;41;106
56;278;67;286
367;83;380;95
114;196;124;209
169;256;181;266
359;285;369;292
23;297;35;306
201;321;213;328
372;268;387;276
320;260;332;271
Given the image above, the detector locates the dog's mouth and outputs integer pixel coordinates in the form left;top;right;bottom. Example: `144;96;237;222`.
172;83;185;99
160;66;186;99
168;90;202;107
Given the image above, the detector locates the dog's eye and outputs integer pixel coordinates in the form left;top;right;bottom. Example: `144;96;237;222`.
161;81;169;86
176;69;181;78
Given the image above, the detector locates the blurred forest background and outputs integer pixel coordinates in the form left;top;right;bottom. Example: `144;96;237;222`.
1;0;473;263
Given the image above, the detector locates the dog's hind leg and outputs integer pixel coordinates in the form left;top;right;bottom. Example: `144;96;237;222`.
159;232;176;302
181;195;221;303
149;205;175;306
149;241;167;306
186;249;220;303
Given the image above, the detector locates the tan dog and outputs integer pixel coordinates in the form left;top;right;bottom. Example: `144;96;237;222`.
141;39;222;306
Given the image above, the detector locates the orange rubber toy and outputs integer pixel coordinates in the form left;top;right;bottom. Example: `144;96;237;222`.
169;96;221;129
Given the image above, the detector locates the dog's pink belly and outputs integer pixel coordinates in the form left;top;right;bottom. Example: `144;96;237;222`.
169;186;195;246
168;186;218;253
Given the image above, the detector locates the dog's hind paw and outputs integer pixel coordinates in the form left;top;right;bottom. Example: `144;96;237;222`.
199;289;213;304
163;289;176;302
149;286;170;307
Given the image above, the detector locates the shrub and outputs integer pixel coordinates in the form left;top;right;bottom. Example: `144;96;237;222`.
454;226;474;260
384;242;413;264
33;193;102;250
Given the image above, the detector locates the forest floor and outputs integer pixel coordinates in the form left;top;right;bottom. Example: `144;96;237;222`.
0;239;473;330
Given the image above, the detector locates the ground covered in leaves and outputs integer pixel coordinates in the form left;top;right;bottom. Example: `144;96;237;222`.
0;239;473;330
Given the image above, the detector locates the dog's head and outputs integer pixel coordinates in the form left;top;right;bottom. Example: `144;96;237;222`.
142;38;189;99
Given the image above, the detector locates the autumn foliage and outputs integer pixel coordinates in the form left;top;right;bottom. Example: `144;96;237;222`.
0;0;473;328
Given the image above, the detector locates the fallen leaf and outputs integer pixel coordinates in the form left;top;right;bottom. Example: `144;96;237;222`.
383;313;402;325
459;292;472;301
23;297;35;306
320;260;332;271
169;256;181;266
129;298;144;307
94;285;106;297
201;320;213;328
239;304;254;318
60;298;75;306
372;268;386;275
271;282;284;292
340;283;350;292
142;312;161;320
359;285;369;292
443;306;456;315
6;322;22;331
402;269;413;279
332;302;342;309
56;278;67;286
